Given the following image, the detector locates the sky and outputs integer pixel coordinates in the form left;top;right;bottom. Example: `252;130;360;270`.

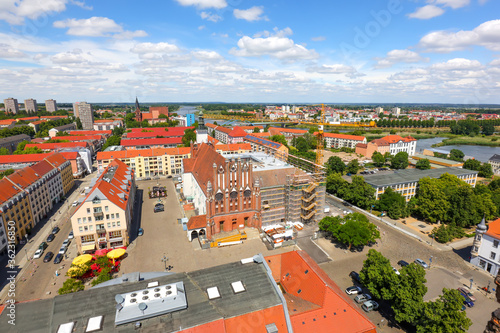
0;0;499;104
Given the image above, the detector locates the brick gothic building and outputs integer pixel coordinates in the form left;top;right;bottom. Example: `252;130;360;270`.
183;143;261;240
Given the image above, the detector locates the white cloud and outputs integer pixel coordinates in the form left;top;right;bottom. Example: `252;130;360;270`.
0;44;26;58
306;64;365;78
200;11;222;22
174;0;227;9
233;6;267;22
311;36;326;42
430;58;482;70
130;42;181;54
0;0;68;25
70;0;92;10
434;0;470;9
230;36;318;60
374;49;427;68
53;17;147;38
408;5;445;19
419;19;500;52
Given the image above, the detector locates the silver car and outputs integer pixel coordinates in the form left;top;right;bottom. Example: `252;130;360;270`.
361;300;379;312
414;258;429;269
355;294;372;304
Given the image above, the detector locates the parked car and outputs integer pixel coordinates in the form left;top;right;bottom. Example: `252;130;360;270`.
355;294;372;304
46;234;55;242
361;300;379;312
43;251;54;263
53;253;63;264
154;205;164;213
345;286;363;295
38;241;48;251
58;246;67;255
349;271;361;283
52;226;60;234
62;238;71;247
458;287;476;302
33;249;44;259
138;228;144;236
414;258;429;269
459;291;475;307
72;201;79;207
392;267;400;275
68;231;74;239
398;260;409;267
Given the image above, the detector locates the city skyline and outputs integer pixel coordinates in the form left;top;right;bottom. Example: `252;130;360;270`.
0;1;499;104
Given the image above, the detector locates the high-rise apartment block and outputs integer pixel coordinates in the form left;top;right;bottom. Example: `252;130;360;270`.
73;101;94;130
4;98;19;114
24;98;38;113
45;99;58;112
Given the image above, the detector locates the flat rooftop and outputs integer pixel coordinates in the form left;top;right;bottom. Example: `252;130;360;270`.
363;167;478;187
226;152;294;172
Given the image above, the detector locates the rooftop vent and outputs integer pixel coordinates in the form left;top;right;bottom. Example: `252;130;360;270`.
114;281;187;326
231;281;246;294
207;286;221;300
85;316;103;332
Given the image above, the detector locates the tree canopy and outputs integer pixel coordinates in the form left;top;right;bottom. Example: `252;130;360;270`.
449;149;465;162
391;152;409;169
269;135;288;147
325;156;345;175
346;159;360;174
377;187;408;219
182;128;196;147
319;213;380;250
372;151;385;167
416;158;431;170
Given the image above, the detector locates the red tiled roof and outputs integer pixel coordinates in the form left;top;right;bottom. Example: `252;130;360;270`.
187;214;207;230
30;120;46;125
18;117;39;121
206;123;217;129
228;126;248;138
0;153;49;164
238;125;264;130
0;178;22;205
207;135;219;145
266;251;377;333
316;132;366;141
7;167;41;189
486;218;500;239
44;152;69;168
183;143;225;195
68;130;112;136
269;127;308;135
251;132;271;138
97;147;191;160
25;142;89;150
125;127;190;138
0;119;16;125
382;135;416;143
215;143;252;152
52;135;102;141
216;126;232;134
60;151;79;160
30;160;54;177
120;137;183;146
370;138;390;146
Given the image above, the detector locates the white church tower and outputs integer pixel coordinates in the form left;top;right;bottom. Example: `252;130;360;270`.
196;111;208;144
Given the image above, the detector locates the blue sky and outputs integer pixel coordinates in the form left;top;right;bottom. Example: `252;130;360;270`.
0;0;499;104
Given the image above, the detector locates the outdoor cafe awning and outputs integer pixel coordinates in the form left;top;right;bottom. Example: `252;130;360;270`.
81;244;96;252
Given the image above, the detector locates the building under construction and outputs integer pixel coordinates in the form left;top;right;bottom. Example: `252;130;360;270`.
253;153;326;227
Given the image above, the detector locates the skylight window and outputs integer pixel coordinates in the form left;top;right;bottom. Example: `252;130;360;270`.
231;281;246;294
85;316;103;332
207;286;220;300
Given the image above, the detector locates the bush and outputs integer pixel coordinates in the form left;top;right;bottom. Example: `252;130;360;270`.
431;223;465;243
58;278;84;295
492;138;498;142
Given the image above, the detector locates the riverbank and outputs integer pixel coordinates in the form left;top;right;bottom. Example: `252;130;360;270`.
432;135;500;148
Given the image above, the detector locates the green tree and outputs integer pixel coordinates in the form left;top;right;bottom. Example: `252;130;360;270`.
102;135;121;150
478;163;493;178
76;117;83;129
463;159;481;171
391;152;409;169
359;249;398;300
295;137;310;152
182;128;196;147
449;149;464;162
269;135;288;147
377;187;407;219
372;151;385;167
346;159;360;174
417;288;472;333
112;126;125;136
319;213;380;250
0;169;14;179
326;172;349;196
0;147;10;155
343;176;375;209
414;177;450;223
482;123;495;136
325;156;345;175
253;127;260;133
415;158;431;170
58;278;84;295
15;140;30;153
392;263;427;325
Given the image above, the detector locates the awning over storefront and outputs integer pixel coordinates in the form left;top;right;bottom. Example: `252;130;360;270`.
81;243;96;252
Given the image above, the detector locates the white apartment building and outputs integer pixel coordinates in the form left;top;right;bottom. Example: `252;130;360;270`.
71;159;135;253
489;154;500;175
322;132;367;149
4;98;19;114
45;99;57;112
471;217;500;276
383;135;417;156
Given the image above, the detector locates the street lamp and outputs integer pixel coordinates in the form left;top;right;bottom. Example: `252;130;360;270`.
161;255;168;272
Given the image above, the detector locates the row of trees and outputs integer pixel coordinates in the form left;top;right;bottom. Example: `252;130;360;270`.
376;119;436;128
375;118;499;132
360;250;471;332
463;159;494;178
0;126;35;138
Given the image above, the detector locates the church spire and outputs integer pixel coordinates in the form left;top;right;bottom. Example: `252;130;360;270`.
134;97;142;123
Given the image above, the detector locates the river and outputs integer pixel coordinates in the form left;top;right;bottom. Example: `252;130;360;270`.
416;137;498;163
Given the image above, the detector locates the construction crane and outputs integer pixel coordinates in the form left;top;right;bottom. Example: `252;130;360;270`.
315;104;326;173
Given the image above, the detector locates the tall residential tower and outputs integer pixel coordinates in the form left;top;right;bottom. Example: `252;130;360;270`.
73;102;94;130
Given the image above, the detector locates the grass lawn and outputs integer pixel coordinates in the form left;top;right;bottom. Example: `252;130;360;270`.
432;135;500;147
